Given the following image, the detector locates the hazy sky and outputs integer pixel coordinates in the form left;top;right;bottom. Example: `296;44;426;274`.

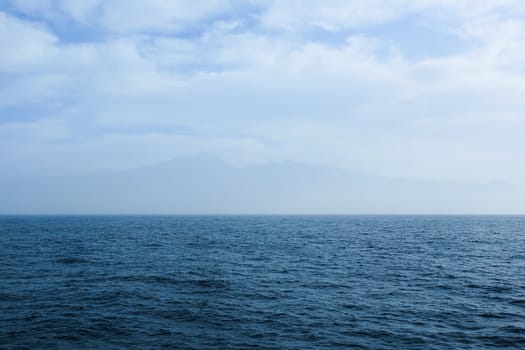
1;1;525;186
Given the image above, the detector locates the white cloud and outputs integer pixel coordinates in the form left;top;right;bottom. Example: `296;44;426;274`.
0;12;57;71
8;0;237;33
258;0;411;31
1;1;525;187
0;118;71;141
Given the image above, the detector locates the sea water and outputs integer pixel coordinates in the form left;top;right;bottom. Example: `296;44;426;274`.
1;215;524;349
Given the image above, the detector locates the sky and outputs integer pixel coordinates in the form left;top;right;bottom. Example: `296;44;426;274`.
1;0;525;188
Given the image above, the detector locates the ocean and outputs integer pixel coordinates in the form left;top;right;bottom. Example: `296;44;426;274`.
1;215;524;349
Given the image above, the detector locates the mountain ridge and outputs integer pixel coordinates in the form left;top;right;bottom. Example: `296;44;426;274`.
0;154;521;215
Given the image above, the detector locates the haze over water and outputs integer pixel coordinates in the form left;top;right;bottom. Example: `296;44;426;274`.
2;0;525;204
1;215;524;349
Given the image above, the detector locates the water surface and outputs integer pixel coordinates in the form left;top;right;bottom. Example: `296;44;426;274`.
1;215;524;349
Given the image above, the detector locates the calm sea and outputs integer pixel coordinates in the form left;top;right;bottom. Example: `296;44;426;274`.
1;215;524;349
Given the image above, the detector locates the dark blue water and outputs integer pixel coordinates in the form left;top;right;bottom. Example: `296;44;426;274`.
1;216;524;349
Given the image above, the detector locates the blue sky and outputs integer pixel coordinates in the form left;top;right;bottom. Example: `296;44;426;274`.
1;0;525;186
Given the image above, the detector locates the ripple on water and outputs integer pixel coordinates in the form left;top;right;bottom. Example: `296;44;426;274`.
1;215;525;349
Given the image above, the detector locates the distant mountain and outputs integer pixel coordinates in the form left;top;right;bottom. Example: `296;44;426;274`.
0;154;522;214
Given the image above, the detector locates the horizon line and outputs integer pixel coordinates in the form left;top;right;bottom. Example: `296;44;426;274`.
1;213;524;217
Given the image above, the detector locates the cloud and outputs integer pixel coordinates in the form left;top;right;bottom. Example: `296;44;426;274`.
0;12;56;70
0;118;71;141
1;1;525;188
8;0;241;34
